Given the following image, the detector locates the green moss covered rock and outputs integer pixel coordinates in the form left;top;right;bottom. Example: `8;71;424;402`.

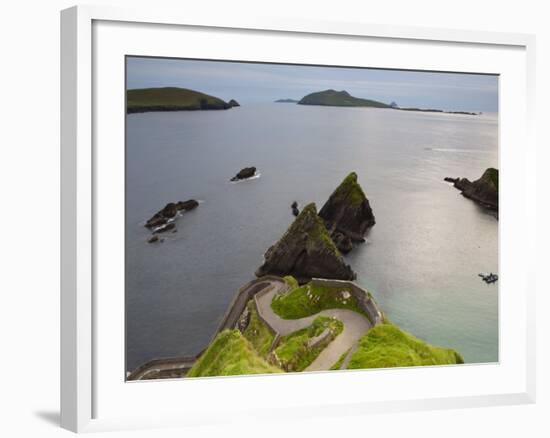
255;203;356;281
319;172;375;244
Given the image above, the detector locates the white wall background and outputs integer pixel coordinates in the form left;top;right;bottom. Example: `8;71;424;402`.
0;1;547;437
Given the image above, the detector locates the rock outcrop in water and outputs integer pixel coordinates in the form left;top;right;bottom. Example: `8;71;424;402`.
145;200;199;229
231;167;257;181
318;172;375;252
445;168;498;211
228;99;240;107
255;203;356;282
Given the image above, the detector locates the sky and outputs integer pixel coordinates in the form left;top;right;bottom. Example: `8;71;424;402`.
126;56;498;112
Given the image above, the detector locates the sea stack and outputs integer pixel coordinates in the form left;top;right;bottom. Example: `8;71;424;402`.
231;167;257;181
255;203;356;282
446;168;498;211
145;200;199;229
319;172;375;251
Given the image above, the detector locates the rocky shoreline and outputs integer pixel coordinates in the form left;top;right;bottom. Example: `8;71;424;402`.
445;168;499;212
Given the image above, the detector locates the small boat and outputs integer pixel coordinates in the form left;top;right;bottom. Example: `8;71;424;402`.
479;272;498;284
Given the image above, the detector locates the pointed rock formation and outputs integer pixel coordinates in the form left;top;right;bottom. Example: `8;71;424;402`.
446;168;498;211
255;203;356;282
319;172;375;246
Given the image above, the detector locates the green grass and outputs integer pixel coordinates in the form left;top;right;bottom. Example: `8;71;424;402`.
329;348;351;370
298;89;390;108
272;281;368;320
187;330;282;377
271;316;343;372
242;300;275;357
283;275;299;289
127;87;229;112
346;324;464;370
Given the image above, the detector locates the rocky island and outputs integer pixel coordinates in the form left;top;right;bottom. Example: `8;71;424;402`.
298;89;391;108
319;172;375;253
144;200;198;241
126;87;239;113
445;168;498;211
275;98;299;103
255;203;356;281
297;90;479;115
230;166;257;181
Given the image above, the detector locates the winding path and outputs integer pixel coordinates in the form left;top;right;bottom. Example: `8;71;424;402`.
128;276;374;380
254;278;372;371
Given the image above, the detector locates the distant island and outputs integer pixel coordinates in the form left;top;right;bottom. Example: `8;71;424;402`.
297;89;479;115
126;87;240;114
399;107;480;116
275;98;299;103
298;89;391;108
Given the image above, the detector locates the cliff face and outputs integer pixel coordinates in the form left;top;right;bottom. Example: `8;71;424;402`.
451;168;498;210
255;203;356;281
319;172;375;243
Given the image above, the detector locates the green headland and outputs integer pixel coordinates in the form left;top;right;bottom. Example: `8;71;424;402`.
298;89;391;108
127;87;239;113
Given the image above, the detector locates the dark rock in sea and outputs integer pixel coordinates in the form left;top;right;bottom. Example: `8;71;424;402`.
448;168;499;211
291;201;300;217
231;167;257;181
176;200;199;211
228;99;240;107
153;222;176;234
145;200;198;229
319;172;375;243
444;177;459;183
148;235;159;243
331;231;353;254
255;203;356;282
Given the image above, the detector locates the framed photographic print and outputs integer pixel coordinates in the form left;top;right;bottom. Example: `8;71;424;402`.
61;5;536;433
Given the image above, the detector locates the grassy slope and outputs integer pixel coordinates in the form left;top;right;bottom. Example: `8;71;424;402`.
272;278;370;320
127;87;229;112
347;323;464;369
272;316;343;372
242;300;275;357
187;330;282;377
298;89;390;108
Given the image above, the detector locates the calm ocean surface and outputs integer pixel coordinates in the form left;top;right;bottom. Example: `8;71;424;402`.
126;104;498;372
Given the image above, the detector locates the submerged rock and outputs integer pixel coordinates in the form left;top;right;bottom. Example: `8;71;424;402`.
148;235;159;243
231;167;257;181
319;172;375;242
145;200;198;229
255;203;356;281
447;168;498;211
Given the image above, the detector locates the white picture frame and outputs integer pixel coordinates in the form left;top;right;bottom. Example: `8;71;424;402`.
60;4;537;433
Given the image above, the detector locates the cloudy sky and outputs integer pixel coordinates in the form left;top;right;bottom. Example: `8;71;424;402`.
127;56;498;112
